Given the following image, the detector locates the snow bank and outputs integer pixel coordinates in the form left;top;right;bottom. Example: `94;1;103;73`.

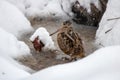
4;0;27;13
0;28;30;58
5;0;101;20
0;0;33;38
5;0;73;20
96;0;120;47
25;0;73;20
0;28;33;72
0;57;31;80
30;27;56;51
22;46;120;80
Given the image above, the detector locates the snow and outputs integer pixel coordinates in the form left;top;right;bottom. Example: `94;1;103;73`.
77;0;101;13
0;0;33;38
22;46;120;80
4;0;27;13
0;28;31;58
5;0;101;19
5;0;72;20
0;0;120;80
96;0;120;47
30;27;56;51
25;0;73;20
0;28;33;72
0;0;34;72
0;56;31;80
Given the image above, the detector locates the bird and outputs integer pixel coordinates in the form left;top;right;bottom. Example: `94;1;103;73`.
57;21;85;60
31;36;44;53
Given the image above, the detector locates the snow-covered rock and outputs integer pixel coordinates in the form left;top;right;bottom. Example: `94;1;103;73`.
22;46;120;80
0;56;31;80
0;0;33;38
96;0;120;47
71;0;108;26
30;27;56;51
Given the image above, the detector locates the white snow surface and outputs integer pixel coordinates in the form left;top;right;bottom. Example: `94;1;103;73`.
22;46;120;80
0;56;31;80
0;27;33;73
4;0;27;13
0;0;34;73
30;27;56;51
0;28;31;58
25;0;73;20
5;0;73;20
5;0;101;20
0;0;33;38
96;0;120;47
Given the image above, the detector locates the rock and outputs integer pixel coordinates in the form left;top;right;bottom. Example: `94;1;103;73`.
72;0;108;26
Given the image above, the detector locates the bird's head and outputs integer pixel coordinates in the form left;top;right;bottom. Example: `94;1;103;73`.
62;20;72;26
60;20;72;31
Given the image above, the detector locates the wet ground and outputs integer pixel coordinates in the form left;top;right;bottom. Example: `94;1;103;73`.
18;20;98;72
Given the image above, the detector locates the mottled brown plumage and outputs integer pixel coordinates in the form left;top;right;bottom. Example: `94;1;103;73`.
57;21;85;60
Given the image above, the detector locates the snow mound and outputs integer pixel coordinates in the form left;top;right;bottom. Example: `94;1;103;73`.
4;0;27;13
22;46;120;80
26;0;72;20
0;0;33;38
96;0;120;47
0;28;31;58
30;27;56;51
0;27;33;73
0;57;31;80
5;0;101;20
5;0;74;20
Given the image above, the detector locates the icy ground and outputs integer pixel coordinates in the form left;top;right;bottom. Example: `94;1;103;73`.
19;20;97;71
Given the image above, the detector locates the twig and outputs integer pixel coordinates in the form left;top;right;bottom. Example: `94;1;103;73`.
105;28;112;34
107;17;120;21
